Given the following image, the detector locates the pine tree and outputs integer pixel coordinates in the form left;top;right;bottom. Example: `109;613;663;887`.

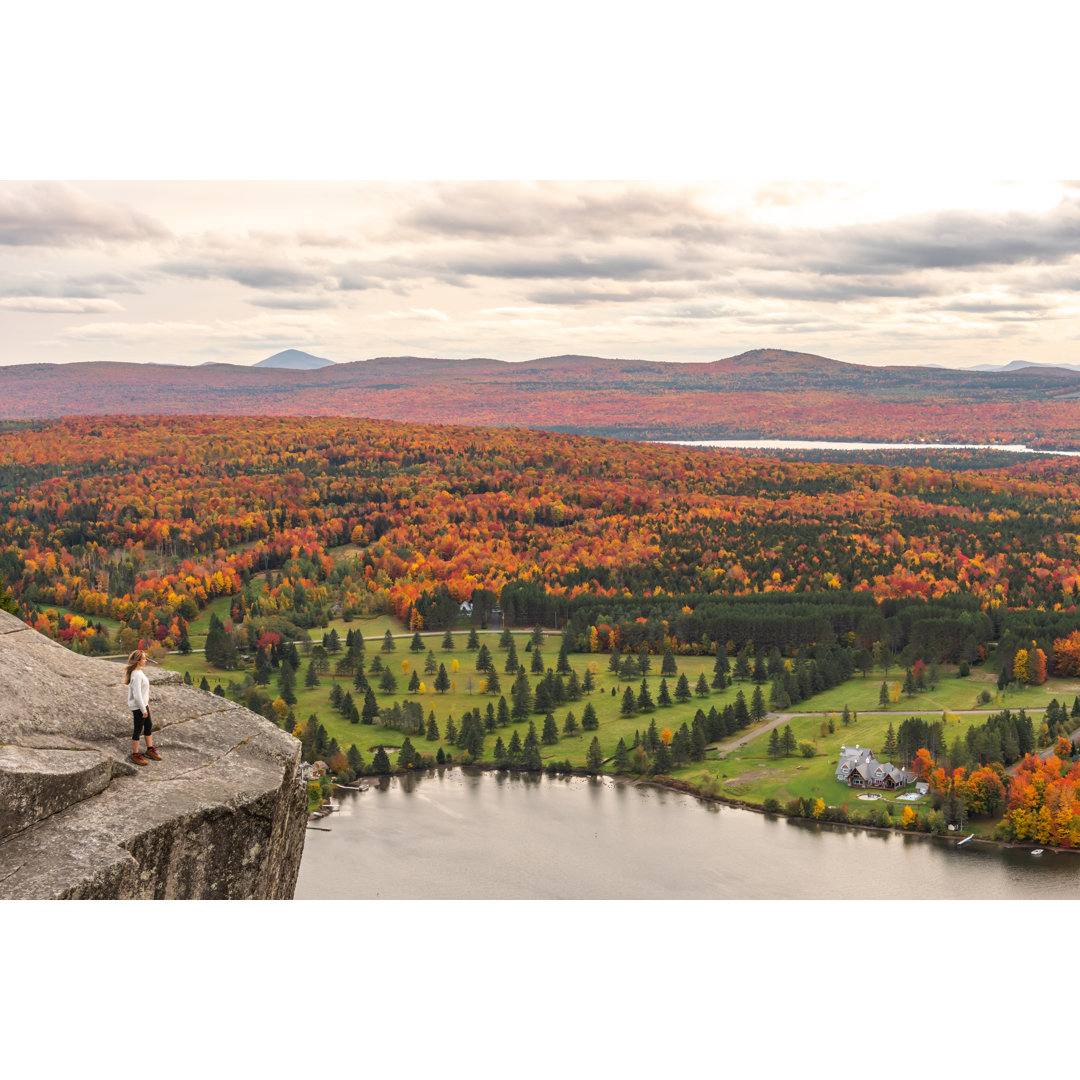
581;701;599;730
733;689;750;729
563;710;578;736
657;678;673;707
637;678;655;712
485;667;501;695
466;627;480;650
381;629;395;652
767;727;782;758
499;627;513;649
380;668;398;694
442;629;454;650
780;724;797;756
410;631;424;652
586;736;604;773
361;687;379;724
613;737;630;772
637;646;651;676
661;647;678;676
494;736;507;765
435;663;450;693
620;686;636;716
254;646;272;685
305;660;319;688
504;641;519;673
557;641;572;675
531;648;544;674
497;696;511;727
674;673;692;703
542;713;559;744
750;685;767;722
507;728;523;765
883;722;897;759
426;714;439;740
444;716;457;744
878;681;890;708
372;746;391;774
408;670;420;693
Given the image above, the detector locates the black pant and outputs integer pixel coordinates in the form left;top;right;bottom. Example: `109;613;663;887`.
132;708;152;740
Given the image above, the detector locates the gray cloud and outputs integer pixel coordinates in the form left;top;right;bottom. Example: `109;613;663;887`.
0;183;169;247
157;259;324;290
0;270;144;299
246;294;337;310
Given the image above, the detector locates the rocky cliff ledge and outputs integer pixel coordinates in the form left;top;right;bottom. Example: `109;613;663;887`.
0;610;307;899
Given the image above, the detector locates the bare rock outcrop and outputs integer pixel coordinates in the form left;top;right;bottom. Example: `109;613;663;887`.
0;610;307;899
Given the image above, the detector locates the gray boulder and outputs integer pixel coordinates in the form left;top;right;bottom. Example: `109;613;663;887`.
0;609;306;898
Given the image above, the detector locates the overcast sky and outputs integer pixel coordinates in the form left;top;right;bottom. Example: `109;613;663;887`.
1;179;1078;370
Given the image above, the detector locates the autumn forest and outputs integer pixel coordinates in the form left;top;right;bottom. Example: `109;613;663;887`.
5;411;1080;846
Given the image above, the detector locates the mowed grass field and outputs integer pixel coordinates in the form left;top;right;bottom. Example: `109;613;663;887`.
161;622;765;767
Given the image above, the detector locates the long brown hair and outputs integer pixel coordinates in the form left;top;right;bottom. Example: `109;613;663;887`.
124;650;146;685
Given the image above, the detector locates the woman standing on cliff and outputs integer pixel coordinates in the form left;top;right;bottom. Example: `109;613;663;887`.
125;650;162;766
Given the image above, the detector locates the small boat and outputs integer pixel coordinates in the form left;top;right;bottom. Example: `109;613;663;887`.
1031;848;1044;856
957;834;974;846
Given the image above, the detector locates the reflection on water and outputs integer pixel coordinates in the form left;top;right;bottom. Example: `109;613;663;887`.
294;768;1080;900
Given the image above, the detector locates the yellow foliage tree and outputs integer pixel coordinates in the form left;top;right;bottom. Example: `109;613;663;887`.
812;798;825;819
901;805;917;830
889;681;901;703
1013;648;1029;684
659;727;673;746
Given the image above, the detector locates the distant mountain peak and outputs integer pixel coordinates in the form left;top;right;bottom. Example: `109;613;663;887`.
255;349;334;370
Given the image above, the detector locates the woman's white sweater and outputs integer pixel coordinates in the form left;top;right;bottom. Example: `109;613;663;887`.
127;668;150;712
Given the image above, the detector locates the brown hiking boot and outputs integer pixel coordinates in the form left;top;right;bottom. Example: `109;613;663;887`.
144;746;162;761
131;752;149;766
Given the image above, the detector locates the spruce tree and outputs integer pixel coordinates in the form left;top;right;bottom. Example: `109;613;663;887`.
426;714;439;741
442;629;454;650
750;685;767;722
695;673;710;698
410;631;424;652
657;678;673;707
586;736;604;773
507;728;523;765
305;660;319;688
466;627;480;650
878;681;890;708
661;647;678;677
637;679;655;712
768;727;782;758
733;690;750;729
542;713;559;744
674;673;692;703
581;701;599;730
613;737;630;772
780;724;797;756
620;686;636;716
497;696;511;727
435;663;450;693
563;710;578;736
381;629;395;652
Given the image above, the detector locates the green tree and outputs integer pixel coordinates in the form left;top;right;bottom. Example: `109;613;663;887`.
767;727;782;758
620;686;636;716
409;631;424;652
878;681;890;708
304;660;319;688
380;668;398;694
425;714;439;740
563;710;578;736
661;647;678;677
408;670;421;693
381;629;396;652
504;641;519;673
442;629;454;650
542;713;559;745
674;673;692;703
695;673;710;698
466;627;480;650
586;736;604;773
372;746;391;774
657;678;673;707
435;663;451;693
750;685;767;722
361;687;379;724
581;702;599;730
780;724;797;757
637;679;655;712
613;737;630;771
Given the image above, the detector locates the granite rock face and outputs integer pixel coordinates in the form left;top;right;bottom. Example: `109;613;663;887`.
0;610;307;899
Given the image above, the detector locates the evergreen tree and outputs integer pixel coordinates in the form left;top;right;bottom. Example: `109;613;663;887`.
582;669;595;695
368;654;383;675
646;718;660;752
733;648;750;682
563;710;579;736
410;631;424;652
637;646;651;676
353;667;368;693
566;670;582;700
542;713;559;744
733;689;750;729
408;670;420;693
346;744;365;775
277;661;297;705
511;669;532;720
531;626;544;649
466;627;480;650
426;714;439;741
476;643;493;672
523;742;543;771
397;738;418;770
608;647;621;673
581;701;599;730
557;641;573;675
657;678;673;707
504;641;519;673
442;629;455;651
494;736;507;765
752;654;767;684
444;716;457;744
380;668;398;694
750;685;767;722
499;627;513;649
178;624;192;655
305;660;319;688
435;662;451;693
497;696;511;727
531;648;544;674
661;647;678;677
637;678;655;712
183;670;192;685
381;629;395;652
361;687;379;724
620;686;636;716
613;737;630;772
586;736;604;773
903;667;917;697
372;746;391;774
780;724;797;756
883;722;898;759
329;682;344;709
254;646;272;685
650;741;672;775
878;681;890;708
767;727;782;758
695;673;710;698
507;728;523;765
674;673;692;703
485;667;501;695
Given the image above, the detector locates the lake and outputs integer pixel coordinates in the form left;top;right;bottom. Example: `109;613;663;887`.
294;769;1079;900
659;439;1080;455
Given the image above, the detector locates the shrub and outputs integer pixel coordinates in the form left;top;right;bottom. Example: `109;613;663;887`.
798;742;816;758
763;797;781;814
958;661;970;677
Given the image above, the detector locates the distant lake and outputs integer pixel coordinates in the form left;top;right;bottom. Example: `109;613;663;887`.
294;770;1079;900
659;439;1080;455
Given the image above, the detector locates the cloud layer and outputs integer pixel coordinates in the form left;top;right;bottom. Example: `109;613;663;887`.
2;180;1079;368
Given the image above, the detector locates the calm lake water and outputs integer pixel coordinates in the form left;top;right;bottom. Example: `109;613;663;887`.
294;769;1079;900
660;439;1080;455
